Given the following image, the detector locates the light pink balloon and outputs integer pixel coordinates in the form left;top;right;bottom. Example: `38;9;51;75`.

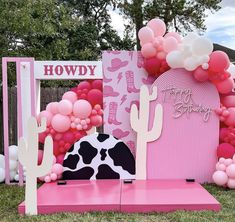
51;114;71;132
147;18;166;37
221;95;235;108
58;100;73;115
38;111;53;126
141;43;157;58
138;27;154;44
224;158;233;166
49;102;59;114
44;175;51;183
52;163;63;175
224;108;235;126
226;164;235;178
227;178;235;189
216;163;226;171
163;37;178;53
62;91;77;103
73;100;92;119
216;77;234;94
213;170;228;186
50;173;57;181
164;32;181;42
157;51;167;60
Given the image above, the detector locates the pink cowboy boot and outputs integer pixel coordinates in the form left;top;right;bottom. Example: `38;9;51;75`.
108;102;122;125
125;71;140;93
137;52;144;68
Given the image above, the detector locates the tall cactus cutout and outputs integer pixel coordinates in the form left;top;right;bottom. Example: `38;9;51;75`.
18;117;53;215
130;85;163;180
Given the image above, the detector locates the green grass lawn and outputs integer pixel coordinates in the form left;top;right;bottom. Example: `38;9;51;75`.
0;184;234;222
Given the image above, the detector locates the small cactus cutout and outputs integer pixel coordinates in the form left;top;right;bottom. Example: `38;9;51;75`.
130;85;163;180
18;117;53;215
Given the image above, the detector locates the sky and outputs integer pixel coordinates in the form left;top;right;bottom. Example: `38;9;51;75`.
109;0;235;50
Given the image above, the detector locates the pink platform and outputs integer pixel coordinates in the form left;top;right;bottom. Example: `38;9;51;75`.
18;180;220;215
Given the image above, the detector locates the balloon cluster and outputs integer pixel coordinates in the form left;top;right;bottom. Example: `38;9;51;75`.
38;154;63;183
38;80;103;163
213;155;235;189
138;18;234;95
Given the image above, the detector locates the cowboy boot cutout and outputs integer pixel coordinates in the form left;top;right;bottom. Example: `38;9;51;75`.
125;71;140;93
137;52;144;68
108;102;122;125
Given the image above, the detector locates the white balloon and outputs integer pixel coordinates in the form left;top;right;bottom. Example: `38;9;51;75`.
0;154;5;169
14;174;19;182
228;63;235;79
0;168;5;183
192;37;213;56
9;145;18;160
9;160;17;171
10;170;17;181
166;51;184;68
184;57;199;71
199;55;210;64
183;32;199;44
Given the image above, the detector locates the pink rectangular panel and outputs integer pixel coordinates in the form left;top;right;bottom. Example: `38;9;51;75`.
18;180;121;214
121;180;221;213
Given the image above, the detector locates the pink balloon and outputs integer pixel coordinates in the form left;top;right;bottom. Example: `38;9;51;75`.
138;27;154;44
58;100;73;115
217;142;235;159
209;51;230;73
193;67;209;82
216;163;226;171
163;37;178;53
219;128;229;141
63;131;75;144
56;154;65;165
90;115;102;127
52;163;63;175
141;43;157;58
73;100;92;119
226;164;235;178
224;158;233;166
164;32;181;42
213;171;228;186
51;114;71;133
44;175;51;183
215;77;234;94
227;178;235;189
38;150;43;165
62;91;77;103
221;95;235;108
225;108;235;126
49;102;59;114
147;18;166;37
50;173;57;181
156;51;167;60
38;111;53;126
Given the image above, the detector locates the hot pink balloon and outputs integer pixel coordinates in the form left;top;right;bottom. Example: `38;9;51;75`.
147;18;166;37
141;43;157;58
224;108;235;126
62;91;77;103
215;77;234;94
138;27;154;44
221;95;235;108
219;128;229;141
38;111;53;126
73;100;92;119
38;150;43;165
52;163;63;175
209;51;230;73
63;131;75;144
58;100;73;115
51;114;71;133
213;170;228;186
56;154;65;165
193;67;209;82
164;32;181;42
90;115;102;127
163;37;178;53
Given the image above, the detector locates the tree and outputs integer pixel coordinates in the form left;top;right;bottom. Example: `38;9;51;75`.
117;0;222;50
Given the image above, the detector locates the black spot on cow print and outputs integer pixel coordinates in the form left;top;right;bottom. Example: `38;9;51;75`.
78;141;98;164
63;154;79;170
63;167;94;180
97;134;110;142
96;164;120;179
68;144;74;153
108;142;135;175
100;149;107;161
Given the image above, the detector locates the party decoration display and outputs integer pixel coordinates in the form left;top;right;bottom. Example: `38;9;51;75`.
0;154;5;183
213;155;235;189
38;80;103;159
18;117;53;215
63;133;135;180
130;85;163;180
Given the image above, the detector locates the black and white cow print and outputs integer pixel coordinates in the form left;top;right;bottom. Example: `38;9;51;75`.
63;133;135;180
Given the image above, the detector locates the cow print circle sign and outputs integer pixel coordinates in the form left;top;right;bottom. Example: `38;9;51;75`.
63;133;135;180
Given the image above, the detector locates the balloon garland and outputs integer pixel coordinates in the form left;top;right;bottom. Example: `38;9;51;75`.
37;80;103;165
139;18;235;189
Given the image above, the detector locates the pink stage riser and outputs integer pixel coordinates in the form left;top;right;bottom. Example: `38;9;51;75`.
18;180;220;214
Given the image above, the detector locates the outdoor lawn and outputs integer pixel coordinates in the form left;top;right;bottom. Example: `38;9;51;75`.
0;183;234;222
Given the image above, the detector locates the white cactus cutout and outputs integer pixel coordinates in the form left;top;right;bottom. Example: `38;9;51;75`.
18;117;53;215
130;85;163;180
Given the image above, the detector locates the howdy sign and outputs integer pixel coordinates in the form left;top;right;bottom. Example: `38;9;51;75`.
34;61;102;80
